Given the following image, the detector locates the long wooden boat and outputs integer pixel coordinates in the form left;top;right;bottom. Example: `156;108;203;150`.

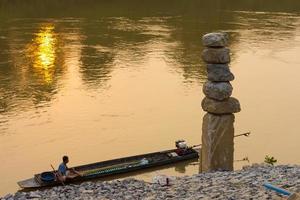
18;147;199;189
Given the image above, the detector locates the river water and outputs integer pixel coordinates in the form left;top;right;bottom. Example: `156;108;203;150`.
1;0;300;195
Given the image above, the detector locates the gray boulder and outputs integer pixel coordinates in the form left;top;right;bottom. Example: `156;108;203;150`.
202;47;230;64
203;81;232;101
202;32;228;47
206;64;234;82
201;97;241;114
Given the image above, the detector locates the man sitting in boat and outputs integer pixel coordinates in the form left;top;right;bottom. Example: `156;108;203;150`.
57;155;82;182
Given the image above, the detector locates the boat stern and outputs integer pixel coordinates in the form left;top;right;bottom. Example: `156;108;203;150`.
18;178;40;189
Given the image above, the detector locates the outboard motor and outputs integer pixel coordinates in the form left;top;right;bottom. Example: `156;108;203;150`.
175;140;188;149
175;140;189;156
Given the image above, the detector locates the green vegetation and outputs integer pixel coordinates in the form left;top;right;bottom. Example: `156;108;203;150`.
264;155;277;166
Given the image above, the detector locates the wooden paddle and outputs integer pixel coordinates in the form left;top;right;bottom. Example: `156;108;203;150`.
51;164;65;186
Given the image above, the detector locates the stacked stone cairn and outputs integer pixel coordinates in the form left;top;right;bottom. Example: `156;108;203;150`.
200;32;241;172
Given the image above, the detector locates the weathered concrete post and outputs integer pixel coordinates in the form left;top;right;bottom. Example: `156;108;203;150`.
200;33;241;172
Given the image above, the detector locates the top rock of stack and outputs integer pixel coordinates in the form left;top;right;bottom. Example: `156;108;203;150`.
202;32;228;47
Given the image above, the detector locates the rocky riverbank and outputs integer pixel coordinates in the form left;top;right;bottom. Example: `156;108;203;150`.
2;164;300;200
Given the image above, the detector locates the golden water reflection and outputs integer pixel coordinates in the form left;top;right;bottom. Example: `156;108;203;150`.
27;25;57;84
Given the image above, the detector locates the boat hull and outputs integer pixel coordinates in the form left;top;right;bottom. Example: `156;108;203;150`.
18;148;199;189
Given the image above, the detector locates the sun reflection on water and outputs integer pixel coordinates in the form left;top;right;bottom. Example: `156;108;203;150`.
28;25;57;83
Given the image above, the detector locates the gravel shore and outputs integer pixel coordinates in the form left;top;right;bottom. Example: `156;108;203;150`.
2;164;300;200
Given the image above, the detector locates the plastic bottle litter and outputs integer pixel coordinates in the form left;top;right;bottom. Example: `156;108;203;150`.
152;175;175;186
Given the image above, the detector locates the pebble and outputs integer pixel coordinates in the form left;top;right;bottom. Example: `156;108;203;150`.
2;164;300;199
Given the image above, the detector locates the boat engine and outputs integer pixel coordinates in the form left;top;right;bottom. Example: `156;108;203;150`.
175;140;188;149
